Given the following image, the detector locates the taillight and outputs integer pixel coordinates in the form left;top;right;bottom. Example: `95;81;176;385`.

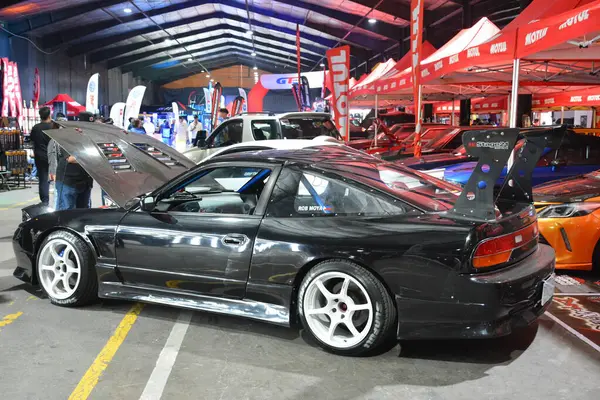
472;223;539;269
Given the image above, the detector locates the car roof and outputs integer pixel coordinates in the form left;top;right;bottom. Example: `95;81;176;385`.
206;144;377;166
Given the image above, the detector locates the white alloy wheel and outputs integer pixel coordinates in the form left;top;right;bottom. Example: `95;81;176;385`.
38;239;82;300
303;271;373;349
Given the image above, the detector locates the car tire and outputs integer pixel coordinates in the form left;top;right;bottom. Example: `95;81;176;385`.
36;230;98;307
298;259;396;356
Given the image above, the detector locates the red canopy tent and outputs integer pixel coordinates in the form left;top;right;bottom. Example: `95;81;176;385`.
349;59;397;98
44;94;86;117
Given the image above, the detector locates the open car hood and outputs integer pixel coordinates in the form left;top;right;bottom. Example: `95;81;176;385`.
43;121;196;207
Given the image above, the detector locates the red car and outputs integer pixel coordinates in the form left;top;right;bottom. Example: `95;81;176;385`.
348;123;448;153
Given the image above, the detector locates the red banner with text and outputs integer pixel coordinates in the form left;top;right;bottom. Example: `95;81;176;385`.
411;0;425;158
326;45;350;141
33;67;40;103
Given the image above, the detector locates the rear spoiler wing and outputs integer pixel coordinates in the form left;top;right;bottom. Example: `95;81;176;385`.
450;126;565;221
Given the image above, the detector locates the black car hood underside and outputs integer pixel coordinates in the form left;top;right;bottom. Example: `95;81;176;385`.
43;121;196;207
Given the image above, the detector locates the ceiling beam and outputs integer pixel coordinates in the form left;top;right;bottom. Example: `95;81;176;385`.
6;0;125;35
107;33;322;70
270;0;403;41
45;1;384;55
65;12;378;59
344;0;411;22
91;25;329;64
125;44;313;74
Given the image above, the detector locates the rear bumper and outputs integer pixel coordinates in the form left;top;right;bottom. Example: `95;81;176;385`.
396;244;555;340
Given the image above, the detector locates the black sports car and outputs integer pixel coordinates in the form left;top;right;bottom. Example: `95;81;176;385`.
13;122;555;356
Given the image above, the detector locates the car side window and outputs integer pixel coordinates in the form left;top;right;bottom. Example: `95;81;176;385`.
557;135;587;165
442;132;464;150
251;120;280;140
207;120;244;148
159;166;271;215
267;167;408;217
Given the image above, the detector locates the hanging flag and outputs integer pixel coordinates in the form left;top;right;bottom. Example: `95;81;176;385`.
13;62;23;121
411;0;425;158
123;85;146;128
7;62;17;118
238;88;248;112
86;73;99;113
109;102;126;129
1;58;8;117
326;45;350;141
203;88;211;114
33;67;40;103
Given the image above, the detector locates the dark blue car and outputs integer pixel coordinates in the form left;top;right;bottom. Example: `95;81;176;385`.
444;128;600;186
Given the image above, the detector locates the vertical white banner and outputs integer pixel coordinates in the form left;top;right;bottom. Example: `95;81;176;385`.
123;85;146;127
110;102;126;128
172;101;179;130
86;73;99;113
238;88;248;112
203;88;211;114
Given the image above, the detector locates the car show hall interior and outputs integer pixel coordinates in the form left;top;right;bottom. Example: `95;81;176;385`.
1;0;600;399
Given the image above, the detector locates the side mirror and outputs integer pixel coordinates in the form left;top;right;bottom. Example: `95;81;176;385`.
551;159;566;167
140;197;156;212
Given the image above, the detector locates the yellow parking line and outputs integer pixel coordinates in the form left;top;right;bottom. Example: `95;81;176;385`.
0;196;39;211
0;311;23;329
68;303;145;400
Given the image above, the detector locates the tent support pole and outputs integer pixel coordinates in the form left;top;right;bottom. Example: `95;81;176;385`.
509;59;520;128
374;94;379;147
451;97;455;125
561;106;565;124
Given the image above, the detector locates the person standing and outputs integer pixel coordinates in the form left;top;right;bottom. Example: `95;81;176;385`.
175;116;188;153
48;112;94;210
29;106;54;206
189;115;201;144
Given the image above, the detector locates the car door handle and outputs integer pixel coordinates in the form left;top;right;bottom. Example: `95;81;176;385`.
222;234;248;246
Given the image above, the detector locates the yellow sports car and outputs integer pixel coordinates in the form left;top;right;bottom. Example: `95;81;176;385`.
534;170;600;272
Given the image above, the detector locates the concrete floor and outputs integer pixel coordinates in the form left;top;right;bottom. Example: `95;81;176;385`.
1;185;599;400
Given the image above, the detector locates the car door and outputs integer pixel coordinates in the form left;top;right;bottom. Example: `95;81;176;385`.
189;119;245;162
115;162;280;299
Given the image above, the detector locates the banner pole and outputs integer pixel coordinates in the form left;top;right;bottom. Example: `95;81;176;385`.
509;59;520;128
374;94;379;148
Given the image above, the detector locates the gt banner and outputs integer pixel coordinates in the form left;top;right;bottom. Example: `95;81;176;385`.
86;73;99;113
259;71;327;90
516;1;600;59
326;45;350;141
411;0;425;158
33;67;40;103
123;85;146;127
238;88;248;112
109;102;126;129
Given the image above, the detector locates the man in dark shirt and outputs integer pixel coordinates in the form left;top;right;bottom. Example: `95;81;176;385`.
29;106;54;205
48;112;94;210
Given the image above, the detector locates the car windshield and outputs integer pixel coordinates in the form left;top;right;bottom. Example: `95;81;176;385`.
332;160;460;211
421;128;461;150
280;118;343;140
403;127;452;146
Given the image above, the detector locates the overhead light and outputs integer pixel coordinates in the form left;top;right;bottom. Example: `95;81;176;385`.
368;18;376;24
210;78;214;81
253;66;257;70
319;63;325;67
251;52;256;57
164;38;173;44
188;57;193;61
124;8;132;13
205;74;210;78
246;30;253;36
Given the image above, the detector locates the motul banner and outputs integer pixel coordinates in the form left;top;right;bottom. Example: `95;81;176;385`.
532;88;600;109
123;85;146;127
516;1;600;59
326;45;350;141
33;67;40;103
109;102;126;128
410;0;425;158
86;73;99;113
472;96;509;113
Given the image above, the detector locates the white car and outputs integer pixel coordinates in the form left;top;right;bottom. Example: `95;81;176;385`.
184;112;342;163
